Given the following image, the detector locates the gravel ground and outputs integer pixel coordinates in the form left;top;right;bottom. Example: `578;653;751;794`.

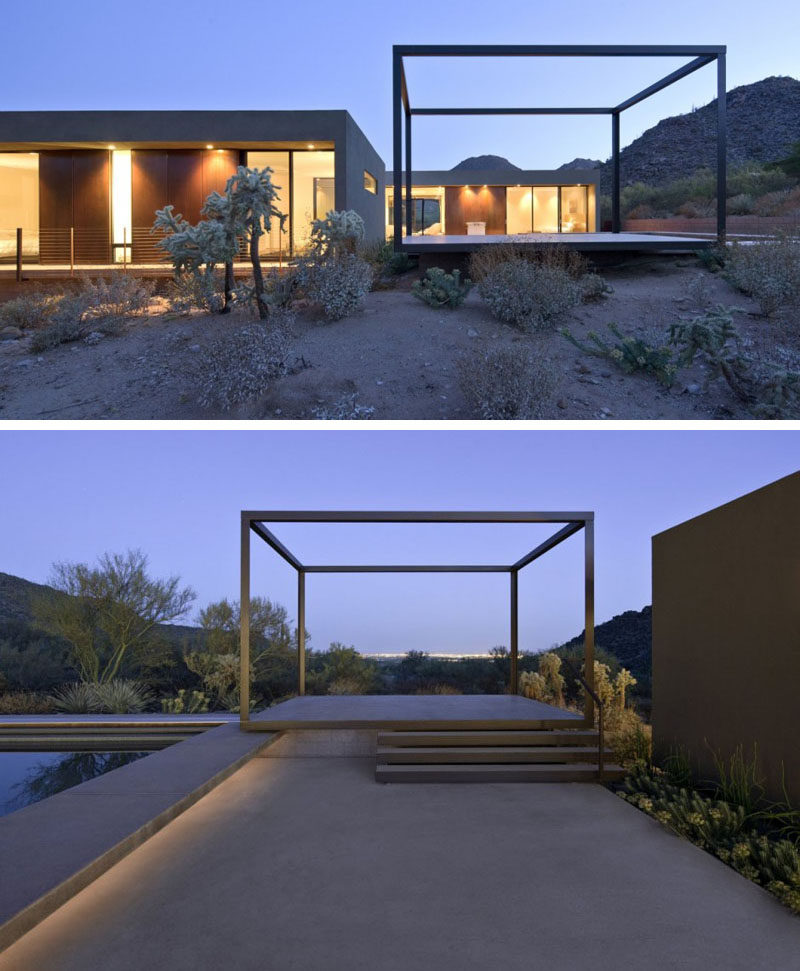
0;258;791;421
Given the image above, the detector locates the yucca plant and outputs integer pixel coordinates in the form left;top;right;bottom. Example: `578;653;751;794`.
50;682;101;713
92;679;154;714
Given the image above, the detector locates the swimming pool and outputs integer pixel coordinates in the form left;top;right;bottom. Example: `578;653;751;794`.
0;750;150;817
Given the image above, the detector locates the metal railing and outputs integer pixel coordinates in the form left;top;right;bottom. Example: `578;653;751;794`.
560;655;605;779
2;227;287;278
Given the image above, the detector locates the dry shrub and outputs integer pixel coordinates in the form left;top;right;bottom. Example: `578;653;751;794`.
0;690;55;714
725;236;800;316
0;291;60;331
457;345;557;419
469;242;589;284
477;259;581;331
197;311;294;411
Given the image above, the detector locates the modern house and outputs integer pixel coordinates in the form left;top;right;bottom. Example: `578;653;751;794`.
0;110;385;266
385;168;599;239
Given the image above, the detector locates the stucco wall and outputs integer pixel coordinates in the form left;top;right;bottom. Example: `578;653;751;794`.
652;471;800;801
337;113;386;244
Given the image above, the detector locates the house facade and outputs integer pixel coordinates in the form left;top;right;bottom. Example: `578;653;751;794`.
0;110;385;265
385;169;600;240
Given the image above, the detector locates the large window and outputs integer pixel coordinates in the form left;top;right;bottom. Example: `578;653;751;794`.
292;150;335;252
246;151;291;258
386;186;445;237
0;153;39;259
505;184;590;234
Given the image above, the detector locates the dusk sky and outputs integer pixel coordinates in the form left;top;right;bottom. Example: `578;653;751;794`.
3;0;799;169
0;430;797;655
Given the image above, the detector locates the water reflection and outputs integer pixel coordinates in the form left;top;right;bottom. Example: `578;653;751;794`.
2;751;148;815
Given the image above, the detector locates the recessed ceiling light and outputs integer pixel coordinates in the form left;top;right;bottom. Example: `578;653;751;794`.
206;144;214;150
108;145;116;150
307;144;315;149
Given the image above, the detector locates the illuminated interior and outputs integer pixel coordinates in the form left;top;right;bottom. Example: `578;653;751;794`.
111;150;132;262
533;186;559;233
560;185;589;233
0;153;39;258
246;151;291;257
291;150;335;252
385;186;445;237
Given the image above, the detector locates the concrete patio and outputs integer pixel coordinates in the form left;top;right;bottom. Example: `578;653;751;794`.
1;756;798;970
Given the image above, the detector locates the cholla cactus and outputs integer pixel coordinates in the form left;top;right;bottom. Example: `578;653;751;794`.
153;205;233;281
309;209;365;260
519;670;547;701
537;652;566;707
412;268;472;309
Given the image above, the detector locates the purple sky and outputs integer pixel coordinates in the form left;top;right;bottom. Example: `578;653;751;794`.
2;0;798;169
0;430;797;655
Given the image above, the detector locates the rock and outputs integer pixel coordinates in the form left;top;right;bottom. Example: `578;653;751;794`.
466;328;479;338
84;331;104;345
188;344;202;353
687;382;703;394
577;363;591;374
557;399;568;410
0;326;22;338
15;358;32;367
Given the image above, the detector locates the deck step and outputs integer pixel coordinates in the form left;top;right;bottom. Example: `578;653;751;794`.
377;745;614;764
0;735;190;750
376;762;626;783
377;730;598;747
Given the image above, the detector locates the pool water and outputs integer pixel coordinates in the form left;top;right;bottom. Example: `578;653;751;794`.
0;751;150;817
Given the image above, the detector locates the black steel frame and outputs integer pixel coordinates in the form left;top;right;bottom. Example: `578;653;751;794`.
240;510;595;727
392;45;727;249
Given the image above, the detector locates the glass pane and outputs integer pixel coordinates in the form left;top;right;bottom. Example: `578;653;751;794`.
560;186;588;233
246;151;291;258
506;186;532;235
386;186;444;236
292;150;335;253
533;186;559;233
0;153;39;259
363;170;377;194
111;149;132;261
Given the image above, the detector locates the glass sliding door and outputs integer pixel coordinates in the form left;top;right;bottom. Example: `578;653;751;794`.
246;151;290;259
385;186;445;237
560;185;589;233
292;150;335;253
533;186;559;233
0;153;39;260
506;186;533;235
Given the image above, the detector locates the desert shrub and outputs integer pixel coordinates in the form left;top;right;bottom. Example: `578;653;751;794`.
579;273;612;302
308;209;365;259
478;259;581;332
50;682;100;713
387;251;415;274
562;322;677;387
310;392;375;420
685;273;712;309
725;236;800;316
519;652;565;706
235;268;298;315
695;245;726;273
720;836;800;913
709;742;766;815
469;242;589;285
663;745;694;787
611;717;652;767
412;267;471;309
79;275;154;317
161;689;210;714
167;270;223;314
301;253;373;320
0;292;59;331
457;345;556;419
327;676;367;695
726;193;755;215
196;313;294;411
0;690;55;714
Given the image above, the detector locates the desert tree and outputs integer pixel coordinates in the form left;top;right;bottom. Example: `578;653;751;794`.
33;550;196;684
152;205;235;309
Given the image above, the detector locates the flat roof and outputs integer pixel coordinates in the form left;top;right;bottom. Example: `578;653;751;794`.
386;169;600;186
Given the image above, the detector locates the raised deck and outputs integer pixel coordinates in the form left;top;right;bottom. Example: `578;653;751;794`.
247;694;585;732
402;231;712;253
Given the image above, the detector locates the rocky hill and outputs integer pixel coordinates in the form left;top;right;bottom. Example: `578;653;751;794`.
451;154;521;171
557;605;652;688
603;75;800;189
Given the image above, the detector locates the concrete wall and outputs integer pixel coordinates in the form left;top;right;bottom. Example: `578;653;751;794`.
337;113;386;244
652;471;800;801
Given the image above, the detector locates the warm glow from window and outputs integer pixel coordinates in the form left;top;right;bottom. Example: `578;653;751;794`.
111;150;132;262
206;144;214;150
363;170;377;194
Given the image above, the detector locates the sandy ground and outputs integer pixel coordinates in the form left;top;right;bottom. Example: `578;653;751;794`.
0;258;789;420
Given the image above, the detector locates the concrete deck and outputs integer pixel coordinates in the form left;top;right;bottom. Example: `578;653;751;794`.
1;756;797;970
0;723;276;951
249;693;584;731
402;232;712;252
